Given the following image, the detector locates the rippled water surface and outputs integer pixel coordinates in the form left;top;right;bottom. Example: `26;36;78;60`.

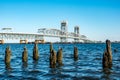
0;43;120;80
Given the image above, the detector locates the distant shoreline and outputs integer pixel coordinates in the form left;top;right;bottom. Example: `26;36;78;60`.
0;42;120;44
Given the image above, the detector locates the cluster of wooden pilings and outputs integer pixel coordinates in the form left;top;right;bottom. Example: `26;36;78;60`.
4;39;113;70
4;44;40;69
49;43;79;68
4;43;79;69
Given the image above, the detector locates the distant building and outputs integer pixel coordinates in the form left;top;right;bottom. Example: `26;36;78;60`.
1;28;12;32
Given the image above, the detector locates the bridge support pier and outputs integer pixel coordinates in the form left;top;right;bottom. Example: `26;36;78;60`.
60;21;68;43
0;40;4;44
35;40;45;44
74;39;80;43
60;37;67;43
20;40;28;44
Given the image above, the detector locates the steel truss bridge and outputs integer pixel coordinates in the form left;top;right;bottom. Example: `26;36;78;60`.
0;28;89;43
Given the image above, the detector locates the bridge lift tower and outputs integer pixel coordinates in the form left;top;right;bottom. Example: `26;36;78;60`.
60;21;68;42
74;26;80;42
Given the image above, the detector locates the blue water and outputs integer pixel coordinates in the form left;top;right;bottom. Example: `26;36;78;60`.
0;43;120;80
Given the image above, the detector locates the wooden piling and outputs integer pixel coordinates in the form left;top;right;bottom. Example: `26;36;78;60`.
33;44;39;60
22;62;28;68
50;50;56;68
74;47;78;60
50;43;53;53
5;46;11;65
102;40;112;69
5;63;11;70
57;48;63;65
22;46;28;62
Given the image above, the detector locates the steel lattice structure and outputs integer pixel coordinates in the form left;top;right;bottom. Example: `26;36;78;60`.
0;28;88;42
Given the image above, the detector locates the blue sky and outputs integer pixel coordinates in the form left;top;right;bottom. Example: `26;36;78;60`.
0;0;120;41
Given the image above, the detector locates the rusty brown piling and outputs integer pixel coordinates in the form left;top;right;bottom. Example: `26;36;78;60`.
5;46;11;65
22;46;28;62
5;63;11;70
49;50;56;68
33;44;39;60
57;48;63;66
74;47;78;60
102;40;112;69
50;43;53;53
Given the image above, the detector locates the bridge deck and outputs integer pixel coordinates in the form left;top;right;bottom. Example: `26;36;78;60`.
0;28;88;42
0;32;86;40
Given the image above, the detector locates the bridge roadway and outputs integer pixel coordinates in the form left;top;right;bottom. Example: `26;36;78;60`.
0;28;88;43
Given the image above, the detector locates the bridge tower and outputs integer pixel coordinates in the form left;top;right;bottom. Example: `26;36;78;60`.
74;26;80;42
60;21;68;42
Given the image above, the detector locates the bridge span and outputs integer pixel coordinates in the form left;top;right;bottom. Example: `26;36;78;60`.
0;21;89;44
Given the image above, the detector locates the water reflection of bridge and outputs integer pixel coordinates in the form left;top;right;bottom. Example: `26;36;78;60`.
0;21;89;44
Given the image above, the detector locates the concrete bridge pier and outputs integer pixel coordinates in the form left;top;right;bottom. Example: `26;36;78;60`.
35;40;45;44
60;21;68;42
74;38;80;42
60;37;67;43
74;26;80;42
0;40;4;44
20;40;28;44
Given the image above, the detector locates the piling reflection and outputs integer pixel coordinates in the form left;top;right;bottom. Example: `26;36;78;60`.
22;62;28;69
48;68;62;80
33;60;38;69
49;68;57;74
5;63;11;70
101;68;112;80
